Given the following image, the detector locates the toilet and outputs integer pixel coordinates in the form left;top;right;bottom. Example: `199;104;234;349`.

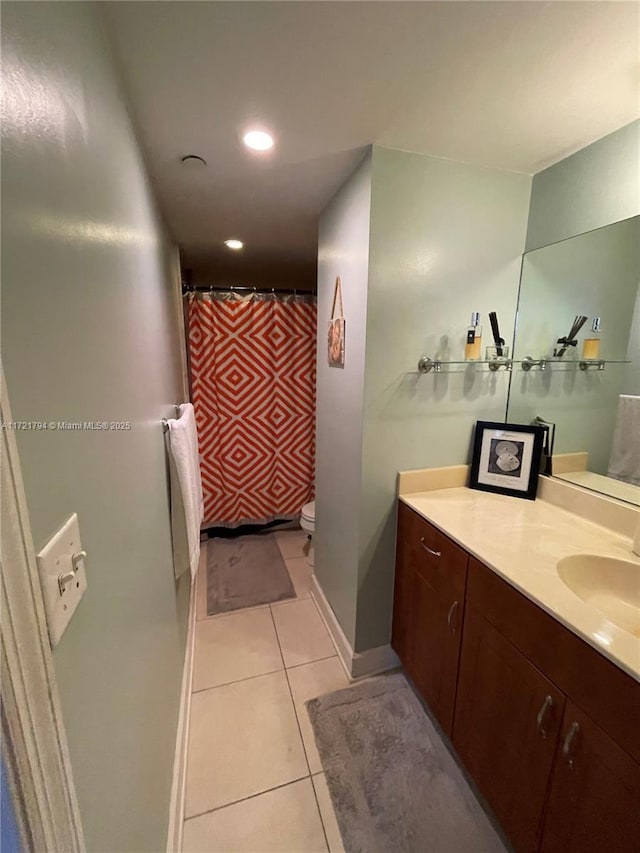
299;500;315;567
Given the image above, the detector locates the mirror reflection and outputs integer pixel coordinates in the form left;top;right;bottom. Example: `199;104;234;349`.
507;216;640;506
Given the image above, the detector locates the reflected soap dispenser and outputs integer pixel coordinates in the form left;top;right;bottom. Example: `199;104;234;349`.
465;312;482;360
582;317;601;360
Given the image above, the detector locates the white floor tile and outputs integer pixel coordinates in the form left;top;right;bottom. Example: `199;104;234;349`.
275;529;309;560
182;779;327;853
312;774;345;853
286;556;313;599
185;671;308;817
287;657;349;774
192;608;283;691
271;598;336;668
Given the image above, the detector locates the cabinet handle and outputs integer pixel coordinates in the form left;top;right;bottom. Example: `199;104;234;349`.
447;600;459;634
561;721;580;768
536;695;553;738
420;537;441;558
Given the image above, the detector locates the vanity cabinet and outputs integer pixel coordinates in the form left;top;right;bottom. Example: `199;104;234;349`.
392;502;467;736
453;606;565;852
392;502;640;853
541;701;640;853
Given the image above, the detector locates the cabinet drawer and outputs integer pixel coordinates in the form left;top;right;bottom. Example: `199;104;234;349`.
398;503;468;598
467;557;640;764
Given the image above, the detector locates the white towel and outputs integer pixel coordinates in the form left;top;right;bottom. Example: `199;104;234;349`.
178;403;204;520
166;403;204;579
608;395;640;486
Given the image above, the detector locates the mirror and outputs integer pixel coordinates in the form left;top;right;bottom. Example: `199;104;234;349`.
507;215;640;506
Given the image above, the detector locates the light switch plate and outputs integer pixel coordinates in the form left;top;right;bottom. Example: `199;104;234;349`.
36;513;87;647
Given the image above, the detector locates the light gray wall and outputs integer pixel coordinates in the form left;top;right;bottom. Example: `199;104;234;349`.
522;120;640;483
509;217;640;474
525;120;640;252
315;151;372;649
624;287;640;396
353;146;531;652
1;4;188;851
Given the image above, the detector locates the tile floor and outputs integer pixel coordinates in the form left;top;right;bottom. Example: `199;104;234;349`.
183;529;348;853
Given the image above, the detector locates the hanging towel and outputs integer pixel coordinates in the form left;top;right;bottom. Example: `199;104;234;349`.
607;395;640;486
166;403;204;579
178;403;204;520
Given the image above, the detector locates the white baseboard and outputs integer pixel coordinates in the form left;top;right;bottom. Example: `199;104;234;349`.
310;574;399;681
350;642;401;680
310;574;353;678
166;549;201;853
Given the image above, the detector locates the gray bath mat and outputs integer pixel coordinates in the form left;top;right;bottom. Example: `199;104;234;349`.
207;533;296;615
306;673;508;853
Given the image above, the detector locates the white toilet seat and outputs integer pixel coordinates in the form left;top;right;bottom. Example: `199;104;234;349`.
300;500;315;526
299;500;315;567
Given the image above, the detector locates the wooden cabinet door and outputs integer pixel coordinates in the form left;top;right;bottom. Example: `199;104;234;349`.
453;607;565;853
541;701;640;853
392;504;468;737
391;506;414;670
410;563;463;737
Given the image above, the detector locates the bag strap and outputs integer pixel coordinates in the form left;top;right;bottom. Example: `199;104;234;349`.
330;276;343;319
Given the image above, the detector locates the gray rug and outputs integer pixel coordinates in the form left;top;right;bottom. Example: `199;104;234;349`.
206;533;296;615
306;673;508;853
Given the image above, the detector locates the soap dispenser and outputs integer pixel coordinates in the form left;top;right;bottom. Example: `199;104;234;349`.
582;317;601;360
465;313;482;360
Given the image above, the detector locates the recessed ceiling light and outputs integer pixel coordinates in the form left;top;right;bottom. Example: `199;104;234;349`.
224;239;244;250
243;130;274;152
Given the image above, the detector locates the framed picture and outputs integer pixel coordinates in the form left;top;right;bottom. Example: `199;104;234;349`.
470;421;545;500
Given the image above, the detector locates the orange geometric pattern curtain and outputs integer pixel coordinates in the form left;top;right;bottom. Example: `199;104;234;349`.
187;291;316;528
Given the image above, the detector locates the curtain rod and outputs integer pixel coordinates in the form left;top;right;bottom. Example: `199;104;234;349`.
182;284;315;296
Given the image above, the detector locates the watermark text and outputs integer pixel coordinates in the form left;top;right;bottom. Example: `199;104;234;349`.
1;421;132;431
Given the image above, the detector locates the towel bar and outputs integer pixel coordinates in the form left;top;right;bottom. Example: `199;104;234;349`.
162;404;184;432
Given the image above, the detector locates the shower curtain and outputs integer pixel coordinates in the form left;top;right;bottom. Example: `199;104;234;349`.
187;290;316;528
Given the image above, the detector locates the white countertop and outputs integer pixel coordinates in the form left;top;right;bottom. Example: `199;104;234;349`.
400;488;640;682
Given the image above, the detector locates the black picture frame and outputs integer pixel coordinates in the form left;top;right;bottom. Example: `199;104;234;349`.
469;421;546;500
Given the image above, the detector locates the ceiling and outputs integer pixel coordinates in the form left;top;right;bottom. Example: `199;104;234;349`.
102;1;639;286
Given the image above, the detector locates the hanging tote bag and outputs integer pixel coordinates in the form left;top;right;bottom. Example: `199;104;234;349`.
327;276;345;367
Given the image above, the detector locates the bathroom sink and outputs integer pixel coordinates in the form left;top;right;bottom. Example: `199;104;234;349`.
557;554;640;637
